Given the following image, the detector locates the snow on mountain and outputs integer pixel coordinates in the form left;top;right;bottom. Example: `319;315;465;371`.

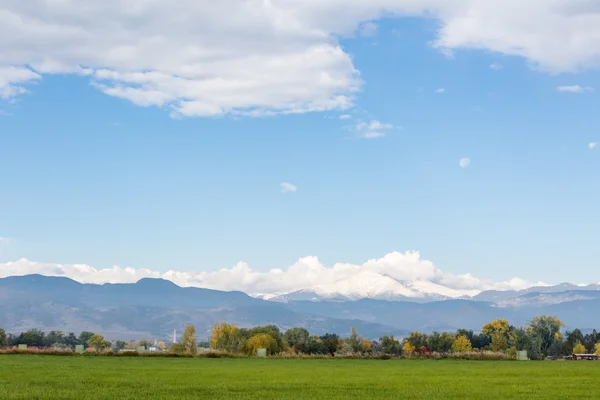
404;280;480;299
253;270;481;303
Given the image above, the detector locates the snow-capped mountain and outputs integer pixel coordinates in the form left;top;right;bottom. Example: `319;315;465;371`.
252;270;480;303
252;272;600;306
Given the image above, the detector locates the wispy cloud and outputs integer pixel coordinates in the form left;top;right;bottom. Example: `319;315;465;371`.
358;22;378;37
280;182;297;193
361;131;386;139
557;85;594;93
460;158;471;168
490;63;504;70
435;88;446;94
339;114;352;120
590;142;598;150
356;120;395;139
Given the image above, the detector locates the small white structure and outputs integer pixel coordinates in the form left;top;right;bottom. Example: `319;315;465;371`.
256;348;267;357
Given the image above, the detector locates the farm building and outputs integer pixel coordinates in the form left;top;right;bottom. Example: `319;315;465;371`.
572;354;599;361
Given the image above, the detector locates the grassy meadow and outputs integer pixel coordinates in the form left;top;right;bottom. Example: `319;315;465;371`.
1;355;599;399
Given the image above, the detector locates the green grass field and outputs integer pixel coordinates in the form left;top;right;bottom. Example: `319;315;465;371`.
1;356;599;399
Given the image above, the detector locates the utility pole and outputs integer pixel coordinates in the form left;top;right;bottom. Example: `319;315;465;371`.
173;329;176;344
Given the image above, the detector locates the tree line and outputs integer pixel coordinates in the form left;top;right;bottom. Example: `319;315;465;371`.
2;315;600;359
0;328;166;352
207;316;600;359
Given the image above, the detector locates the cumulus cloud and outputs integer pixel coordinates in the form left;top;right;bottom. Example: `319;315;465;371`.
557;85;593;93
460;158;471;168
3;1;600;115
280;182;297;193
356;120;395;139
0;251;546;297
589;142;597;150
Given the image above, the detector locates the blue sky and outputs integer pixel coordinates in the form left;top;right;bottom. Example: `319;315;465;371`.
0;4;599;288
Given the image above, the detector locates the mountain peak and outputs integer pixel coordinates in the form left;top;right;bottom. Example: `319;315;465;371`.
135;277;180;288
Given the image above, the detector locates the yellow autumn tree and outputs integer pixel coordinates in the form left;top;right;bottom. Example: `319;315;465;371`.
490;331;508;352
361;339;372;353
594;343;600;357
482;319;510;336
181;325;197;354
157;341;166;350
87;334;111;351
452;335;473;353
403;342;416;354
573;343;587;354
246;333;278;356
210;322;240;352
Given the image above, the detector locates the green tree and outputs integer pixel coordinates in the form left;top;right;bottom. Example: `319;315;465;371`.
564;329;585;354
136;339;153;349
404;331;428;349
321;334;340;357
181;325;198;354
87;334;111;351
78;331;95;348
64;333;78;349
527;315;564;357
302;336;325;354
284;328;310;353
452;335;473;353
114;340;129;351
583;330;599;354
0;328;7;347
43;330;65;347
427;332;455;353
380;335;401;355
19;329;44;347
197;341;210;349
348;327;361;353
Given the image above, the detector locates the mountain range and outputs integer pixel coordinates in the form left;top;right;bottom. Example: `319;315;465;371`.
252;271;599;303
1;274;599;341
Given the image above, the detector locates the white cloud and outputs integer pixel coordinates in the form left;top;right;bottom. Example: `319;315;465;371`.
2;1;600;115
590;142;597;150
361;131;386;139
0;67;40;99
0;251;546;298
557;85;593;93
358;22;378;37
339;114;352;120
280;182;297;193
435;88;446;93
355;119;395;139
490;63;504;70
460;158;471;168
